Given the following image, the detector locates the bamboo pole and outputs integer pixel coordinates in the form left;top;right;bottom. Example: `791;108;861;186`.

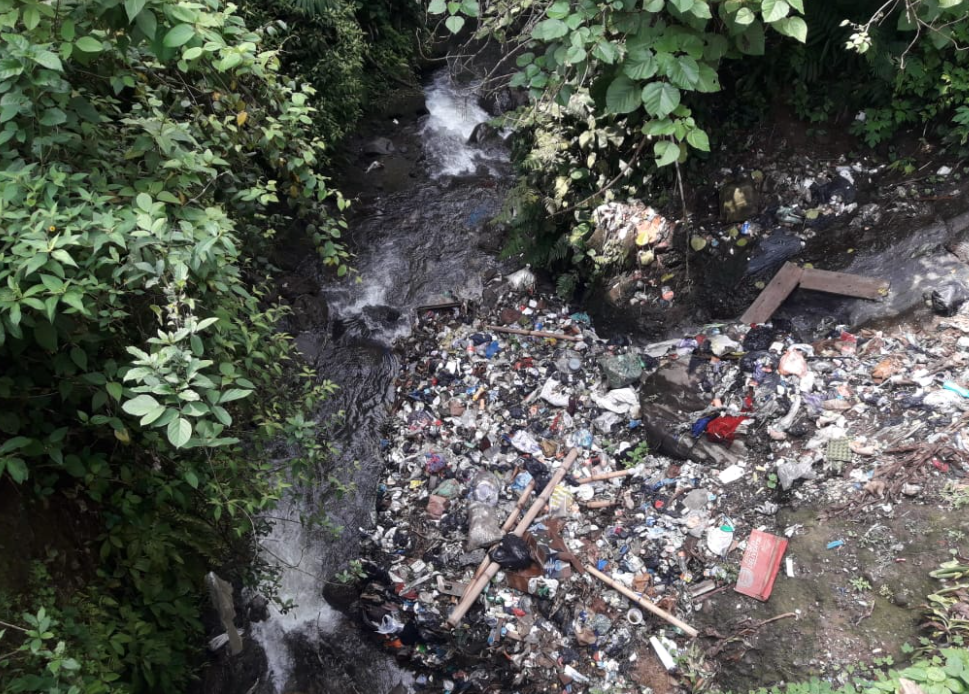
582;499;616;509
469;480;535;584
447;449;580;628
585;564;698;637
485;325;583;342
573;469;636;484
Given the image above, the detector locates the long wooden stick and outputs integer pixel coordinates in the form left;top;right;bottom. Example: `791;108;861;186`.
573;469;636;484
469;480;535;584
585;564;698;637
485;325;583;342
447;449;580;628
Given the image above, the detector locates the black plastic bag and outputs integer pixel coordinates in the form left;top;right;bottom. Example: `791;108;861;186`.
489;534;532;570
929;282;969;317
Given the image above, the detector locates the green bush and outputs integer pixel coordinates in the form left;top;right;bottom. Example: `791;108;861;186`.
0;0;347;688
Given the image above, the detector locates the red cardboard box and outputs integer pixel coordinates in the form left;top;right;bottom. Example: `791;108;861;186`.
734;529;788;601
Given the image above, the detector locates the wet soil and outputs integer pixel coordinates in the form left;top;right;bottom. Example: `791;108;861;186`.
696;503;969;692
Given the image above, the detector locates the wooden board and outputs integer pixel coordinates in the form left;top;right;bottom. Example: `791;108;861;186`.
740;262;803;324
798;267;889;300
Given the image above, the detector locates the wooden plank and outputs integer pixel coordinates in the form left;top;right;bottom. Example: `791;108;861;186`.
798;267;888;300
740;262;803;324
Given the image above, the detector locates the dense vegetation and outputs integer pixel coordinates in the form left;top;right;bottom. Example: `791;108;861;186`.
0;0;416;691
430;0;969;290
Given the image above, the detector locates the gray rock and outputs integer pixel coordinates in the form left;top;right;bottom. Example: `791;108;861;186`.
468;122;502;146
363;137;395;156
293;294;329;331
599;353;643;389
720;180;759;222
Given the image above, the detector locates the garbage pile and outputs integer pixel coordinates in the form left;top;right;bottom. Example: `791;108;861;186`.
358;269;969;693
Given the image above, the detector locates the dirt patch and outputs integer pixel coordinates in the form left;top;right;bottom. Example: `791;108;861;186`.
695;502;969;691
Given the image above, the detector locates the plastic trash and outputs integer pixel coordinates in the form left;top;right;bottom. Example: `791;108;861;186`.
929;282;969;316
466;503;503;550
599;353;643;389
511;430;542;455
470;471;500;505
489;534;532;570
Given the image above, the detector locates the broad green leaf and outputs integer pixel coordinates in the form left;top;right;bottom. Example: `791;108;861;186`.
4;457;27;483
592;40;619;64
641;81;680;117
670;0;694;12
734;7;755;25
70;346;87;370
761;0;789;22
691;2;712;18
667;55;700;89
428;0;446;13
643;118;676;135
163;24;195;48
135;9;156;38
643;0;664;9
60;20;75;41
687;128;710;151
624;48;657;79
695;63;721;92
51;250;76;267
444;15;465;33
606;75;642;114
737;21;765;55
136;192;152;212
75;37;103;53
0;437;31;454
788;0;804;11
33;51;62;71
212;406;232;426
167;417;192;448
107;382;123;402
774;16;807;42
140;405;166;426
654;140;679;167
704;34;729;60
183;46;203;60
39;108;66;127
219;388;252;403
23;6;39;30
565;46;586;64
124;0;146;22
122;394;161;417
185;470;199;489
460;0;479;15
532;18;568;41
547;0;570;19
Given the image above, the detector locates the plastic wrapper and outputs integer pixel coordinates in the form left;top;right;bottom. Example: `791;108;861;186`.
466;502;502;550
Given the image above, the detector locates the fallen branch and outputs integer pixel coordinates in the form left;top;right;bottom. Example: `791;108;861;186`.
448;449;580;628
585;564;699;638
573;469;636;484
485;325;583;342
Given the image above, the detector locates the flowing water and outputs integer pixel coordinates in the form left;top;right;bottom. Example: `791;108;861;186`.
244;71;509;694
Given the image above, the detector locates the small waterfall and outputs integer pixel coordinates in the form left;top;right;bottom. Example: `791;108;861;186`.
421;71;507;178
247;70;509;694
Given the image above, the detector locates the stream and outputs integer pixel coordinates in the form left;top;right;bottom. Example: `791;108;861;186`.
240;70;510;694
